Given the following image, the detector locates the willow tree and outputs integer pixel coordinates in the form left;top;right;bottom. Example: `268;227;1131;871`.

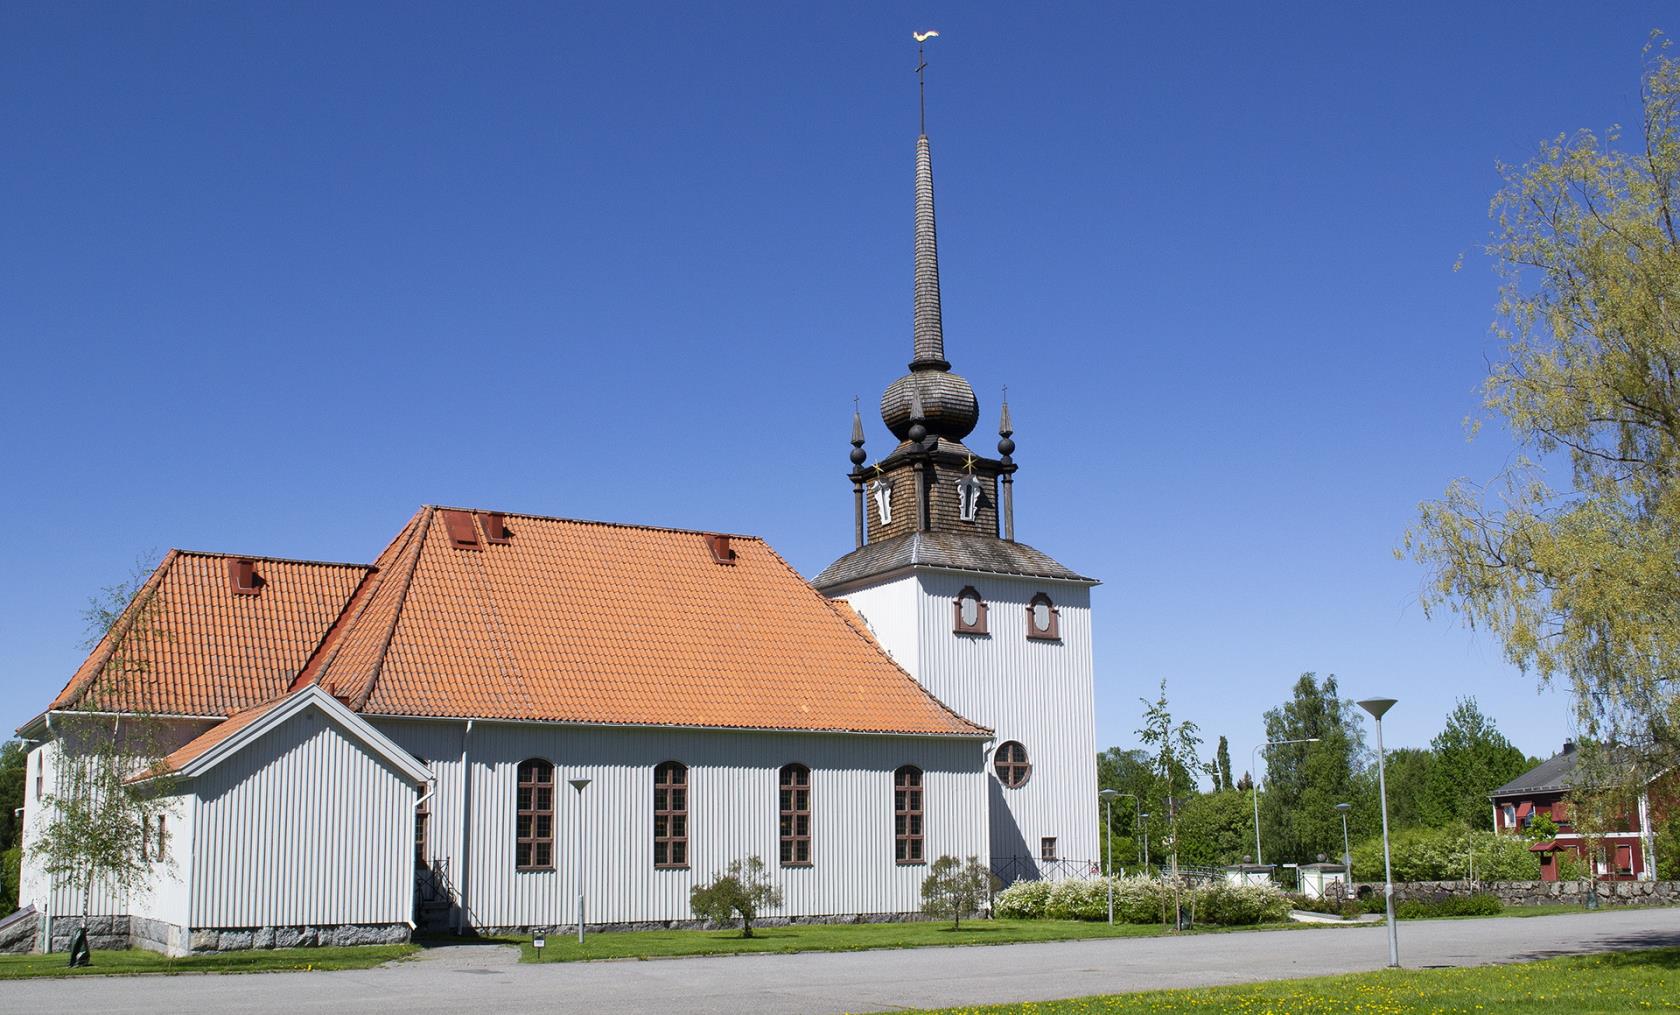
1408;37;1680;775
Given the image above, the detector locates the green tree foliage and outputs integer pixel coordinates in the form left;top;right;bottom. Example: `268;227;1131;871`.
1425;698;1531;830
1351;747;1435;835
1135;679;1203;803
1407;38;1680;774
35;715;179;935
1095;746;1149;867
1351;827;1542;882
1175;789;1253;868
0;740;26;914
1095;747;1153;868
34;560;179;950
1259;674;1364;864
689;856;783;937
1215;737;1234;792
919;855;995;928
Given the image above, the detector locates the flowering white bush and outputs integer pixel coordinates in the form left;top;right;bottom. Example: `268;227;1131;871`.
993;875;1288;925
992;878;1052;919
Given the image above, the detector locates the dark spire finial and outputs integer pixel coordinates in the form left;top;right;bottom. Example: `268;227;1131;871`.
849;399;867;468
998;389;1015;460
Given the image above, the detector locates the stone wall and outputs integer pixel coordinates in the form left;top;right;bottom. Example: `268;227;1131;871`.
187;922;410;953
1354;879;1680;907
477;910;927;937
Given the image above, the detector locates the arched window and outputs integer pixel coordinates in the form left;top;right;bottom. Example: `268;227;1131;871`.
654;761;689;868
894;765;924;864
953;586;988;635
779;763;812;866
1026;592;1060;641
995;741;1031;788
516;758;554;870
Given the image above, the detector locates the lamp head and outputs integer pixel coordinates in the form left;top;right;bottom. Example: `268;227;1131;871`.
569;778;592;792
1357;697;1398;720
1336;802;1351;813
1099;789;1119;801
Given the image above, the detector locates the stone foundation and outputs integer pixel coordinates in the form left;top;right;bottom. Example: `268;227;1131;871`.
1353;879;1680;908
0;907;38;954
473;910;926;937
188;922;410;953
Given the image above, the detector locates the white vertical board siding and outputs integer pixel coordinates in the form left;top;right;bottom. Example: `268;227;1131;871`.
911;573;1100;869
373;720;987;929
21;740;197;927
191;709;417;929
834;576;922;679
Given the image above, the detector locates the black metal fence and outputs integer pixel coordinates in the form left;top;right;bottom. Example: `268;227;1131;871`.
990;856;1228;887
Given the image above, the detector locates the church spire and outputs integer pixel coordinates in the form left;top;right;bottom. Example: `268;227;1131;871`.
911;135;948;371
910;33;948;373
881;33;977;445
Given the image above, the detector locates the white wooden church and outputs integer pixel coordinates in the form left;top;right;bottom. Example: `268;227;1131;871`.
11;114;1098;955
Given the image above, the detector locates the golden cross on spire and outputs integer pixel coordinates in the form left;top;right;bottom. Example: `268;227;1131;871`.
962;451;977;473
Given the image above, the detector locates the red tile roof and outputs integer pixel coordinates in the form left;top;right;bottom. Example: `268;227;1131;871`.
50;551;371;716
307;508;984;737
48;508;985;738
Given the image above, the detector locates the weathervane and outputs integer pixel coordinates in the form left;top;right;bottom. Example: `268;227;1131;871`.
913;30;939;135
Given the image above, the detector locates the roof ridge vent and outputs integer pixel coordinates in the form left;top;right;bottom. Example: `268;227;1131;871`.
228;558;262;596
705;534;736;565
479;511;510;545
441;509;482;551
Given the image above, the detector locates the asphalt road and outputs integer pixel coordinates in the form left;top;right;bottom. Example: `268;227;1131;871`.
9;908;1680;1014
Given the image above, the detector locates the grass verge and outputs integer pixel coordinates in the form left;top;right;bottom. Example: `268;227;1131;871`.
517;918;1308;963
894;946;1680;1013
0;943;417;979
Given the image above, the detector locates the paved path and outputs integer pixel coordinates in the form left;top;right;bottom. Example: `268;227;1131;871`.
10;908;1680;1014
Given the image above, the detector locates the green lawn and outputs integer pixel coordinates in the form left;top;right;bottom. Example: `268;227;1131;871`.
0;943;418;979
517;918;1303;963
894;947;1680;1013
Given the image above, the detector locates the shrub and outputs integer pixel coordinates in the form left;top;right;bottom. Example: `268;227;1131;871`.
1394;893;1502;919
1195;880;1291;925
921;855;996;928
1350;827;1541;882
997;876;1287;927
689;856;783;937
1046;878;1112;921
993;879;1052;919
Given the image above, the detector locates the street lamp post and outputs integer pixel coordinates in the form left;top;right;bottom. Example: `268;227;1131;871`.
1139;812;1150;871
1099;789;1119;924
570;777;592;946
1336;802;1352;875
1357;698;1400;968
1250;737;1321;866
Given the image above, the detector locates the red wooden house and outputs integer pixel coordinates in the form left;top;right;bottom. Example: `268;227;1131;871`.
1489;741;1664;882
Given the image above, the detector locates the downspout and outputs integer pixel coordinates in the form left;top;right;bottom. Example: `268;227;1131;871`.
41;714;56;952
1638;786;1654;882
456;720;474;934
409;784;434;930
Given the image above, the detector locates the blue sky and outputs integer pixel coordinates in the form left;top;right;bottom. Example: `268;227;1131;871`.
2;3;1669;768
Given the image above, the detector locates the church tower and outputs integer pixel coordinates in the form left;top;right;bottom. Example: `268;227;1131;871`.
815;57;1100;873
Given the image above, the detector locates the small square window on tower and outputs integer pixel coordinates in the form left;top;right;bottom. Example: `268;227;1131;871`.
1040;837;1058;861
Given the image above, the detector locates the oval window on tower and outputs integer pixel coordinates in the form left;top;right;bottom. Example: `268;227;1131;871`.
953;586;988;635
1026;592;1060;641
